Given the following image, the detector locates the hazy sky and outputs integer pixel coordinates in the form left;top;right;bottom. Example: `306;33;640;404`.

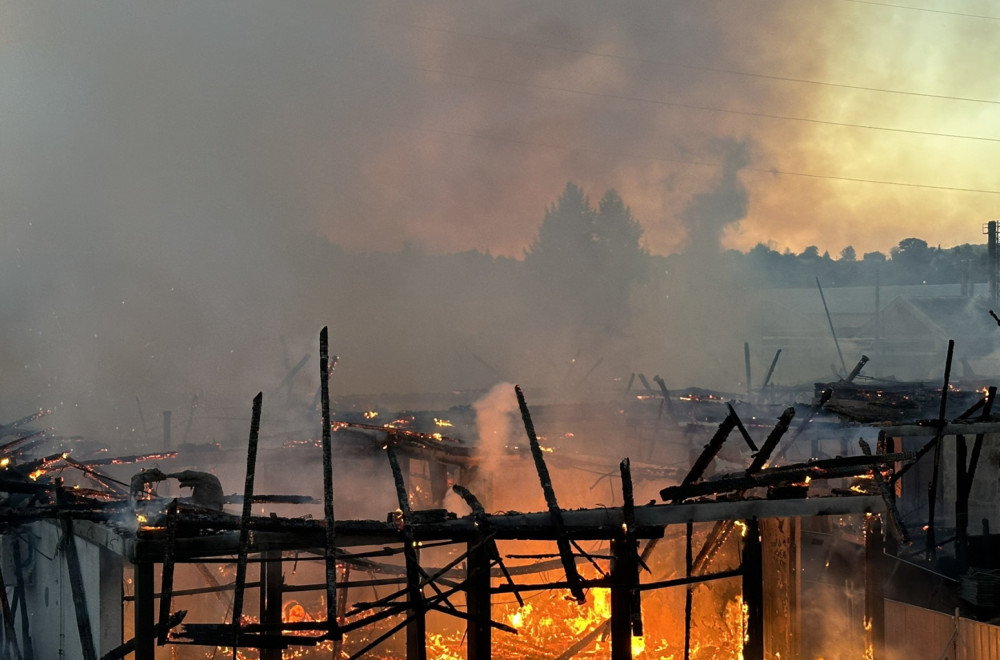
3;0;997;262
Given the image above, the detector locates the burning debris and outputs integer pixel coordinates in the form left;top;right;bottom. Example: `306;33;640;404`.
3;333;1000;659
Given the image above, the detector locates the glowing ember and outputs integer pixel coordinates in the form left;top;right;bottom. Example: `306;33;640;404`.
433;418;453;427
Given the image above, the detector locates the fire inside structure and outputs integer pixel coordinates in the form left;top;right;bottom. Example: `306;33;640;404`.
4;331;1000;658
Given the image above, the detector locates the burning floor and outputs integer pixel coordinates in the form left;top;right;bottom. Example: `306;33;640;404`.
3;334;1000;658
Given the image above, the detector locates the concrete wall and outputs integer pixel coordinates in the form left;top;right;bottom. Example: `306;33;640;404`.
1;520;124;658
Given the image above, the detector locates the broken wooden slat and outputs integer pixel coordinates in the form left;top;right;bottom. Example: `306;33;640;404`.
680;412;738;489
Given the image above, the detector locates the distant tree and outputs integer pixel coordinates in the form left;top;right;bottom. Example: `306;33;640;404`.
840;245;856;261
525;183;648;328
863;251;887;263
799;245;820;259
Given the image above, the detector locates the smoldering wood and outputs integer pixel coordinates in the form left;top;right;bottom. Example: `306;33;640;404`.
515;384;586;603
659;452;913;501
859;437;909;544
99;610;187;660
846;354;870;382
771;388;832;463
678;412;738;490
745;406;796;474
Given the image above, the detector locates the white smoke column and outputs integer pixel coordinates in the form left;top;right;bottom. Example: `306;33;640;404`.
472;382;519;477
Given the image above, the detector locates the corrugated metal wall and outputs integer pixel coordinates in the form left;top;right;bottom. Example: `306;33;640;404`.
885;600;955;660
886;600;1000;659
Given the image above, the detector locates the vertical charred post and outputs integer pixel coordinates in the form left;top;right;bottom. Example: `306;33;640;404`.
684;521;694;660
514;385;586;603
231;391;263;644
157;498;179;646
611;458;642;660
260;548;283;660
466;534;492;660
865;513;886;660
134;561;155;660
319;327;341;637
385;441;427;660
927;339;954;560
742;518;764;660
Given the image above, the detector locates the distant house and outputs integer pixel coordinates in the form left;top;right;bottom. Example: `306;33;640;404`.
751;284;1000;385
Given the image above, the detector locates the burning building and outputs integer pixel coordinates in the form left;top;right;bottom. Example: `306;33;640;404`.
3;328;1000;659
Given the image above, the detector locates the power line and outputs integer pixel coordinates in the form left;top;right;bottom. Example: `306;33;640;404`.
385;57;1000;145
843;0;1000;21
368;15;1000;107
380;119;1000;196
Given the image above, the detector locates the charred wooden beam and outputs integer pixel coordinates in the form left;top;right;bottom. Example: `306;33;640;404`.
61;519;97;660
679;412;738;490
684;520;693;660
727;404;759;452
260;549;283;660
846;355;870;383
746;407;796;474
817;276;848;376
515;384;586;603
772;388;832;464
230;391;263;640
319;326;341;638
659;451;913;501
653;375;678;424
927;339;955;560
0;560;20;660
619;458;643;635
744;342;753;398
156;499;179;646
100;611;186;660
865;514;886;660
761;348;782;391
859;438;909;544
384;441;427;660
452;484;522;606
742;518;764;660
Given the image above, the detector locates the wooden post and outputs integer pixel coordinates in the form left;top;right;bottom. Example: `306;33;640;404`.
162;410;172;450
231;392;263;641
865;515;886;660
319;327;340;638
385;442;427;660
742;519;764;660
466;537;492;660
260;550;283;660
684;520;693;660
62;519;97;660
134;562;155;660
515;385;585;603
156;499;178;646
610;538;633;660
927;339;955;560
